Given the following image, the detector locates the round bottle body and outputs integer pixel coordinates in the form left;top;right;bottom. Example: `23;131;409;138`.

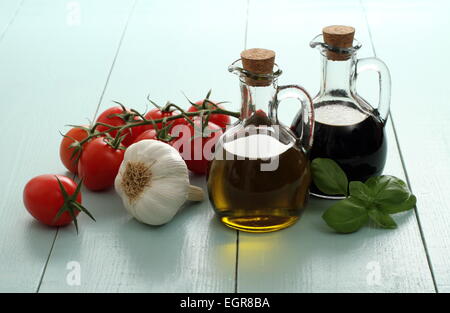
207;128;311;232
292;100;387;198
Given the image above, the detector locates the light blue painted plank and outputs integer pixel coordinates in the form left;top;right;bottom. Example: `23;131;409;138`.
0;0;23;42
38;0;247;292
93;0;246;117
363;0;450;293
0;0;135;292
40;175;238;292
237;0;434;292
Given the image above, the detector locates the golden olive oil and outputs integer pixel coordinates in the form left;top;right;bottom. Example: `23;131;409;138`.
207;134;311;232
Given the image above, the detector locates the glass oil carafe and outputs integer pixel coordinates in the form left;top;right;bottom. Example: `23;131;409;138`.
207;48;314;233
292;25;391;198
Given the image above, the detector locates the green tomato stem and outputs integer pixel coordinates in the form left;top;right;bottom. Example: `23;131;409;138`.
76;107;240;148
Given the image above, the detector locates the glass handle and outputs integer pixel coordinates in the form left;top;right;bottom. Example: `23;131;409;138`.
273;84;315;152
356;57;391;122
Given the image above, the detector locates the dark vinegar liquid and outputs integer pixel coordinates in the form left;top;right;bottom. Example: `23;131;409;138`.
207;134;311;232
292;101;387;196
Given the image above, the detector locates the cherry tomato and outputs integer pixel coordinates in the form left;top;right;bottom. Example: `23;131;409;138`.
133;129;158;143
188;100;231;129
96;106;149;147
59;126;89;174
133;129;176;146
23;175;81;227
144;108;187;131
78;137;125;191
171;119;222;174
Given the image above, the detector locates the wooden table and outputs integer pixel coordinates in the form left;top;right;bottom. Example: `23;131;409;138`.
0;0;447;293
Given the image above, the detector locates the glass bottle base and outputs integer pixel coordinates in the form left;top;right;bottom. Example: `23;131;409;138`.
220;215;299;233
310;192;346;200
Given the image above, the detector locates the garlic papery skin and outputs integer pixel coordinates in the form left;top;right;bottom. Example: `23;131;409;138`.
114;139;197;225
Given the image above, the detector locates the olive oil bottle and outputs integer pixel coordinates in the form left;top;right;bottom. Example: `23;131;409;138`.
207;49;314;232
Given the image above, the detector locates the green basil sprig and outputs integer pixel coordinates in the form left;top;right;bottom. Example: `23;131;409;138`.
311;158;417;234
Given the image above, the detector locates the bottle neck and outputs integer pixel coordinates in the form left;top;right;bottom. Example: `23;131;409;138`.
239;81;276;122
319;55;356;96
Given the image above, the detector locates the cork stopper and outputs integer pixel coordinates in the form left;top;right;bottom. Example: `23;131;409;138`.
322;25;355;61
240;48;275;86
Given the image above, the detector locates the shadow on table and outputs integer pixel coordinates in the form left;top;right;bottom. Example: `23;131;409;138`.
114;196;237;292
234;197;394;280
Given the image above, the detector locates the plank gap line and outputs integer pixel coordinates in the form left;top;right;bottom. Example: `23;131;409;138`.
0;0;25;44
36;0;138;292
360;0;438;293
90;0;138;123
243;0;250;50
35;228;59;293
389;114;438;293
234;0;250;293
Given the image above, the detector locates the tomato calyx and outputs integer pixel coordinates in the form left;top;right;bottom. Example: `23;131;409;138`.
190;89;213;111
104;133;127;151
194;117;222;139
159;101;176;114
145;98;195;139
108;101;138;124
54;176;95;234
65;92;240;151
60;125;92;163
184;90;231;130
65;125;91;134
59;132;83;163
155;123;175;142
147;96;178;114
187;89;229;111
158;100;194;126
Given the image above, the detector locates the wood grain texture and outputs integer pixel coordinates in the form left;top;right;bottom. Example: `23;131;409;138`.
362;0;450;292
38;0;247;292
236;0;435;292
0;0;135;292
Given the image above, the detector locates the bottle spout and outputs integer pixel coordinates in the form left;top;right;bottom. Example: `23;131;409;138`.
228;59;282;86
310;34;326;50
228;59;245;76
310;34;362;60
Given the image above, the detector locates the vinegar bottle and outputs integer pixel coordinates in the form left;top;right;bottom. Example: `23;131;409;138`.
292;25;392;199
207;48;314;233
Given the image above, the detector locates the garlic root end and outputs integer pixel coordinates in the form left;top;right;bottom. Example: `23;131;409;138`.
187;185;204;202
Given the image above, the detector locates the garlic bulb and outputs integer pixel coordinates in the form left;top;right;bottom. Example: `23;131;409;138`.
114;140;203;225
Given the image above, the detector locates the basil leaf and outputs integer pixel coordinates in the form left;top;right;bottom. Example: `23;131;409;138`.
365;175;409;198
368;209;397;229
311;158;348;196
322;197;368;233
366;175;415;214
349;181;373;203
379;194;417;215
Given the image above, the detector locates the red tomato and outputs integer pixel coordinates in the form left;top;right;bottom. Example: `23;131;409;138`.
144;108;187;130
188;100;231;129
23;175;81;227
78;137;125;191
96;106;149;147
128;119;151;144
133;129;158;143
171;119;223;174
59;126;89;174
133;129;176;145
